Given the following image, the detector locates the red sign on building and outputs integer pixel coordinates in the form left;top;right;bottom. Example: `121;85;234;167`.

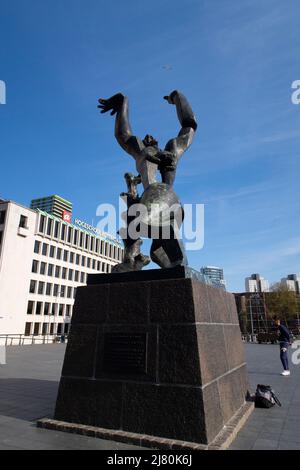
62;211;71;223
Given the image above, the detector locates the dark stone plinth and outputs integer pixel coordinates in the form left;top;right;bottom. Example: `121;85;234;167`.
87;265;207;285
53;273;251;446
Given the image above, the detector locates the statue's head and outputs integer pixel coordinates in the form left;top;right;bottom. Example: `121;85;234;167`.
143;134;158;148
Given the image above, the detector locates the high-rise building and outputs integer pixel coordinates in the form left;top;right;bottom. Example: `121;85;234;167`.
0;197;123;337
30;195;72;220
245;274;269;293
200;266;226;290
281;274;300;294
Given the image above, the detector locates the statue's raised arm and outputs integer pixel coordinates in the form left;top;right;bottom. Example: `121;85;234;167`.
98;93;143;160
161;90;197;185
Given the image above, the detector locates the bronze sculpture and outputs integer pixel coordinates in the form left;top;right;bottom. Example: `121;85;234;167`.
98;90;197;271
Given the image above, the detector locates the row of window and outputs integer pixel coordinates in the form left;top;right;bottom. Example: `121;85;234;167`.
29;280;77;299
38;214;122;260
25;321;69;336
27;300;73;316
34;241;117;270
31;258;113;279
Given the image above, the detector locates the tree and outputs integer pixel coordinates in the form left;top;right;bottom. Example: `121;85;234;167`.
265;283;300;322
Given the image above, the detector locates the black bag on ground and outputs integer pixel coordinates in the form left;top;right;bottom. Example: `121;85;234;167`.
255;384;281;408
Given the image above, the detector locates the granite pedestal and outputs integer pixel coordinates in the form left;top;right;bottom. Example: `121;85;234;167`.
41;267;252;449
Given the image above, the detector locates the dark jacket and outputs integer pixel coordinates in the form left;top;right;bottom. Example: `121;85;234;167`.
278;324;291;344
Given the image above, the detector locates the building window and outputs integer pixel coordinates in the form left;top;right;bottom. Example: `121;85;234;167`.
67;286;72;298
66;305;71;317
60;286;65;297
62;267;67;279
57;324;62;335
68;269;73;281
46;219;53;236
67;227;72;243
70;252;74;263
74;270;79;282
32;260;39;273
55;266;61;278
51;305;56;316
25;322;31;336
92;259;96;270
85;235;90;250
42;243;48;256
81;256;86;267
38;282;45;295
44;303;50;316
54;221;60;238
87;257;91;268
19;215;28;229
33;323;40;336
61;224;66;241
46;283;52;296
40;262;46;275
34;241;40;254
80;272;85;283
97;261;100;271
0;211;6;225
73;287;77;298
53;284;59;297
36;302;42;315
63;250;68;262
73;230;78;245
80;232;84;248
42;323;48;335
49;245;55;258
27;301;34;314
90;237;94;252
39;215;46;233
48;264;54;276
57;248;62;260
96;239;99;253
58;304;64;316
76;254;80;265
29;280;36;294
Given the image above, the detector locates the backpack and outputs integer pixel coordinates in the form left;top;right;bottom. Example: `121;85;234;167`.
255;384;282;408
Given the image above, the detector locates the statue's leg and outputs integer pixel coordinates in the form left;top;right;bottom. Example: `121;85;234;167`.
150;224;187;269
112;237;150;273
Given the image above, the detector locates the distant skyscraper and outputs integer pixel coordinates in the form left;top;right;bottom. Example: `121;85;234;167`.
281;274;300;294
30;195;72;220
200;266;226;290
245;274;269;293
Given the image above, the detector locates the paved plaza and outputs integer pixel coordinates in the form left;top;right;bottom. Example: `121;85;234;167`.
0;343;299;450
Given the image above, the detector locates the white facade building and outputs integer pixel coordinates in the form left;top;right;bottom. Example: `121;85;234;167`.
245;274;269;293
281;274;300;294
0;199;123;337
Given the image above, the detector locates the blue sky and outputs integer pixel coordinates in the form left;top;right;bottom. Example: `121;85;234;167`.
1;0;300;292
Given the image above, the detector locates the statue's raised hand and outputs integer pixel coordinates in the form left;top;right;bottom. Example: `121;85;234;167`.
98;93;124;116
163;90;178;105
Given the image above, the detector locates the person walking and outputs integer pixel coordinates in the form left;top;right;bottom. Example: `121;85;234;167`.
275;318;291;376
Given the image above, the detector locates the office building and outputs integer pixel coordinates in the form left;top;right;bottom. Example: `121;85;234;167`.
0;197;123;337
200;266;226;290
245;274;270;293
281;274;300;294
30;195;72;220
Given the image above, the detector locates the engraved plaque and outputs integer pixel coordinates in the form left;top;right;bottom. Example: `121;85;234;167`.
103;333;148;374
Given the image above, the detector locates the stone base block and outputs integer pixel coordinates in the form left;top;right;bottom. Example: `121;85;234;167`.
49;267;252;446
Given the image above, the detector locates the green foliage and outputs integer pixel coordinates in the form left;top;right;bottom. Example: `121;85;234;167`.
266;283;300;320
